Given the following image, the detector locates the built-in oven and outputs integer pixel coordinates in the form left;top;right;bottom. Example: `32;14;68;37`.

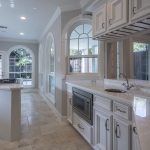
72;87;93;125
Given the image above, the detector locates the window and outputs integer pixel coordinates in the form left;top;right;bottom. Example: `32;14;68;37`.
49;41;55;97
9;47;33;86
133;42;150;80
69;24;98;74
39;44;44;91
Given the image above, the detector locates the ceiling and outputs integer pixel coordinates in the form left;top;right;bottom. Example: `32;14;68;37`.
0;0;82;42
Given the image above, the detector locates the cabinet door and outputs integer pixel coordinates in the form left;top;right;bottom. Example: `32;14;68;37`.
108;0;128;30
132;0;150;20
67;93;72;124
113;117;131;150
93;3;107;36
132;124;141;150
94;107;113;150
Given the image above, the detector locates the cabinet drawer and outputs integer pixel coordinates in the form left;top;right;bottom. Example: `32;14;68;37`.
73;113;92;144
94;95;113;111
114;102;131;120
67;85;72;94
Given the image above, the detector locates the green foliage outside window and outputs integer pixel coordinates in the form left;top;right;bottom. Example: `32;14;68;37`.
133;42;146;52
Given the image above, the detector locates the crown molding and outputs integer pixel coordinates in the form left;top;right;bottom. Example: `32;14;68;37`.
85;0;105;12
0;37;38;44
39;7;61;42
60;2;81;12
80;0;90;8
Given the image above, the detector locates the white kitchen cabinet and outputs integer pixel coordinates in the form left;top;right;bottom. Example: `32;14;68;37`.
93;3;107;37
113;117;131;150
67;93;72;124
94;107;113;150
132;0;150;21
132;122;141;150
108;0;128;30
73;113;92;144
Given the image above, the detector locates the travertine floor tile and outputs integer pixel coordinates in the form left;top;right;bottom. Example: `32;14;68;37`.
0;93;92;150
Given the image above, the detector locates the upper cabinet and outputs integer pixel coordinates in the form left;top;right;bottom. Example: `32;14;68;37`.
108;0;128;30
132;0;150;21
93;3;107;36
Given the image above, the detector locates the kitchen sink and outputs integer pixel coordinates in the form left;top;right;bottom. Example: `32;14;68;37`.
105;89;127;93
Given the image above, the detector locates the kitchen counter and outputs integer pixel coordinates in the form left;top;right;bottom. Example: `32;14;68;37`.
0;83;23;90
66;81;150;150
0;84;23;141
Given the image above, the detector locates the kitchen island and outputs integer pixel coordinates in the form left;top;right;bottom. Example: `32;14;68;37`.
66;80;150;150
0;84;23;141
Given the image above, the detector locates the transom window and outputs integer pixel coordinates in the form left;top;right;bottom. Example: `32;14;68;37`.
9;48;33;86
69;24;98;73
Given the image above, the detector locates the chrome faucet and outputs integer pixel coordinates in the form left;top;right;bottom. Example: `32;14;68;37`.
118;73;134;90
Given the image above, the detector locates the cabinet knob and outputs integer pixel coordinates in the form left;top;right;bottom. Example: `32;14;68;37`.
133;7;136;14
69;97;72;105
78;124;84;130
109;19;112;25
105;119;109;131
115;125;120;138
102;23;105;28
133;127;137;134
117;109;126;113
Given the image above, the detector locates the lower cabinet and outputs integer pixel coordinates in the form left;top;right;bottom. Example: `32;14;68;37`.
132;123;141;150
73;113;92;144
67;93;72;124
94;107;113;150
113;117;131;150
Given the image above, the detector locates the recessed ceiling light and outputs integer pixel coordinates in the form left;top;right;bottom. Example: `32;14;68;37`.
20;16;27;20
33;7;37;9
20;33;24;35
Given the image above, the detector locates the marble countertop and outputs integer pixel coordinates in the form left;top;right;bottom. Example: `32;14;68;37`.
0;84;23;90
66;81;150;150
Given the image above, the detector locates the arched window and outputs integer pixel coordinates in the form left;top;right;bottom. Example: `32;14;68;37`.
45;32;55;104
69;23;98;74
8;46;34;87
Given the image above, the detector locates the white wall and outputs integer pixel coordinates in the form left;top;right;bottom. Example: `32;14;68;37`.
0;41;39;88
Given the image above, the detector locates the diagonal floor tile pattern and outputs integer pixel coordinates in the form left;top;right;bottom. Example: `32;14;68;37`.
0;93;92;150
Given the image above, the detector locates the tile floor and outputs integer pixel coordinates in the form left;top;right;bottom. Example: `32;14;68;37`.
0;93;92;150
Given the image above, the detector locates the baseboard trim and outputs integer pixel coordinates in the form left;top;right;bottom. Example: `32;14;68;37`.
38;89;67;122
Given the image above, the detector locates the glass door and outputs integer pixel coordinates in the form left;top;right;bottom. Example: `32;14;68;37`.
0;52;5;79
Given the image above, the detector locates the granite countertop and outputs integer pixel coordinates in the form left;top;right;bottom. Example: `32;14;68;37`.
66;81;150;150
0;84;24;90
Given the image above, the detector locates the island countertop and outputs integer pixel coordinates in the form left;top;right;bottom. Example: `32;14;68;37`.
0;84;23;90
66;81;150;150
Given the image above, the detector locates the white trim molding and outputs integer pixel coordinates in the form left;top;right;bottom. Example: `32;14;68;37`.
6;45;35;88
39;7;61;42
80;0;90;8
0;38;38;44
60;2;81;12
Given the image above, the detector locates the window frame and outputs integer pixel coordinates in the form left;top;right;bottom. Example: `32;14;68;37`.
39;44;44;92
6;45;35;88
67;21;99;75
45;32;56;105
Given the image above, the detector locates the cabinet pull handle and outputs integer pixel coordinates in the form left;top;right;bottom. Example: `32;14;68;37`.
133;127;137;134
117;109;126;113
133;7;136;14
105;119;109;131
109;19;112;25
115;125;120;138
78;124;84;130
102;23;105;28
69;98;72;105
